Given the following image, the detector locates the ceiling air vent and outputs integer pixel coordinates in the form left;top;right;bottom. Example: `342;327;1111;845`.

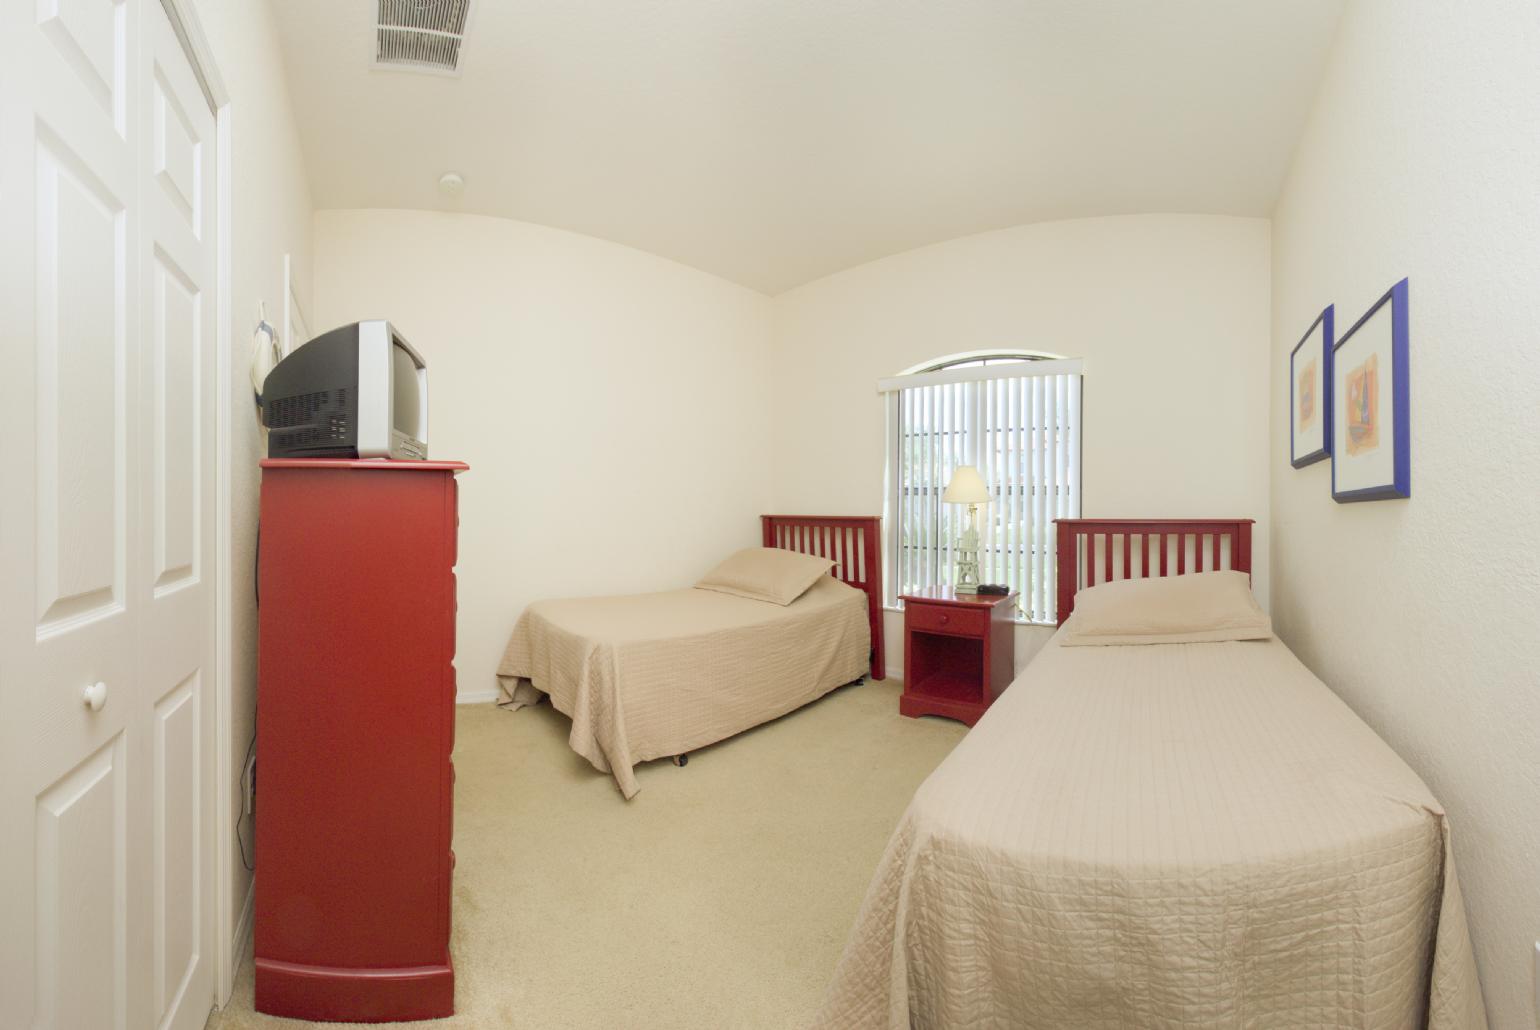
375;0;473;75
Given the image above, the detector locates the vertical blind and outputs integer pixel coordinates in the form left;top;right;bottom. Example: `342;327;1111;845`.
880;358;1083;623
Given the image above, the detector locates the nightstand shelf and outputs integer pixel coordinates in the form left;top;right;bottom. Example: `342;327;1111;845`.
899;587;1017;726
908;668;981;703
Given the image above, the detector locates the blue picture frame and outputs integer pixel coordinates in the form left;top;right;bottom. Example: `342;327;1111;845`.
1289;305;1333;468
1331;278;1410;502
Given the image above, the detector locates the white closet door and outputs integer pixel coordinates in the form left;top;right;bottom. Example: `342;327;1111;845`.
0;1;217;1028
137;5;217;1029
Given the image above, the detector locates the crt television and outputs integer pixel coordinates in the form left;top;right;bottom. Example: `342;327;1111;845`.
263;320;428;460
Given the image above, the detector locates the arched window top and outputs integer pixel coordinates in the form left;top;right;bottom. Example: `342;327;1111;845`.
897;349;1067;376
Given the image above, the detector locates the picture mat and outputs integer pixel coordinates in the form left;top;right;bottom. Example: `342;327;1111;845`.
1333;304;1395;492
1292;319;1326;460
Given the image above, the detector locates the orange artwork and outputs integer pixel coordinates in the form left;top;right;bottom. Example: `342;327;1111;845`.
1297;358;1316;431
1345;353;1379;455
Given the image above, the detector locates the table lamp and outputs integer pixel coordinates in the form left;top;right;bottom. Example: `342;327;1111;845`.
942;465;990;593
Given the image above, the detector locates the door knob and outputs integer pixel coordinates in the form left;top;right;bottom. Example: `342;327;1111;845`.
82;681;107;712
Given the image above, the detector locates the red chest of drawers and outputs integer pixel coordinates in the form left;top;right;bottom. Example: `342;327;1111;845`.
254;459;465;1022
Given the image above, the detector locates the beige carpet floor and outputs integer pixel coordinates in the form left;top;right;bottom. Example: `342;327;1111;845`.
207;677;964;1029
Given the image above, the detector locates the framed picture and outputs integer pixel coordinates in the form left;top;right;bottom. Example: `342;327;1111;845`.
1289;305;1333;467
1331;278;1410;502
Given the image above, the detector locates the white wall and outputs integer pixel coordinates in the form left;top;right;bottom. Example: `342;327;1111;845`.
187;0;315;979
1270;2;1540;1025
771;215;1273;675
313;209;775;703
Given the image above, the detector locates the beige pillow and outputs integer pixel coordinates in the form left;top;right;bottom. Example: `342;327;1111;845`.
1059;569;1271;646
695;547;834;606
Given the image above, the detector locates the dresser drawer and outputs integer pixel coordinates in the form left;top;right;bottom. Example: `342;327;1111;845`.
907;602;988;638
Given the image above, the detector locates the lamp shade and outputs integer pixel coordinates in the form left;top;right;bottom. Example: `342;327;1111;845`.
942;465;991;504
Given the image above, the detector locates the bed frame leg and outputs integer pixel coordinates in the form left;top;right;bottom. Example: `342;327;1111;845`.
671;754;688;767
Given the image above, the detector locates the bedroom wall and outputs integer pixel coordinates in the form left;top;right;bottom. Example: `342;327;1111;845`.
1269;1;1540;1024
312;209;775;704
187;0;315;987
770;214;1273;676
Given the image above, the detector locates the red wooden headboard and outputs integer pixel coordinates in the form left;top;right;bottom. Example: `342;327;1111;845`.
1054;518;1255;626
762;515;885;681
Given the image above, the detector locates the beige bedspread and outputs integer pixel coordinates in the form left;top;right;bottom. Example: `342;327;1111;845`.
816;634;1487;1029
497;575;870;799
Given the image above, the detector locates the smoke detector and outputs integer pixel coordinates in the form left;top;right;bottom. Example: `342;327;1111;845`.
375;0;473;75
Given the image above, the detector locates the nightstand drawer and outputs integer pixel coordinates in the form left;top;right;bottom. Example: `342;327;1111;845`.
907;603;988;638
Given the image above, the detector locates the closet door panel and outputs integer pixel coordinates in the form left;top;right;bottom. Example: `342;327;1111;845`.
148;246;200;593
138;6;218;1030
37;0;129;131
33;128;130;632
0;1;145;1028
152;671;202;1024
33;734;130;1030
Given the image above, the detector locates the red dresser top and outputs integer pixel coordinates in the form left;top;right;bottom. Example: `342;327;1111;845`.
260;459;469;472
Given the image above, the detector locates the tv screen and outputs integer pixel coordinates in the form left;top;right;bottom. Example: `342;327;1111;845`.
391;340;421;439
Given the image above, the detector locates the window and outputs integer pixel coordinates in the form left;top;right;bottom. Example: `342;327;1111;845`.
881;352;1082;623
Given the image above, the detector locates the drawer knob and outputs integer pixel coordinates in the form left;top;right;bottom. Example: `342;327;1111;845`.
939;613;950;624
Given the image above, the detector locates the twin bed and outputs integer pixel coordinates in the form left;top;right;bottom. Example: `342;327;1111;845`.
497;515;885;799
497;514;1486;1027
815;518;1487;1029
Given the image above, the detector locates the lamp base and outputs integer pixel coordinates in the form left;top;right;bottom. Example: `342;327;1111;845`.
954;554;981;594
954;502;982;594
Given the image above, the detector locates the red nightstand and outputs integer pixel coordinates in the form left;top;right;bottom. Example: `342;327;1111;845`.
899;587;1018;726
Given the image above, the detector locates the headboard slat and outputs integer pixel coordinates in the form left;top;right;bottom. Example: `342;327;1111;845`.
1054;518;1256;626
761;515;885;681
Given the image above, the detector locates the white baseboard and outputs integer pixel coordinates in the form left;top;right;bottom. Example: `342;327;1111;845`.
223;878;255;1005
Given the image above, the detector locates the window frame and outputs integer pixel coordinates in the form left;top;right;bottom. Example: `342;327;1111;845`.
882;352;1083;625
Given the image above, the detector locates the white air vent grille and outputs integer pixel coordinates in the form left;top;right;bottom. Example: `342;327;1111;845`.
376;0;472;74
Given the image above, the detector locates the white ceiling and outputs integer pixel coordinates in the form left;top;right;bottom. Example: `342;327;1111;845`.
270;0;1345;294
